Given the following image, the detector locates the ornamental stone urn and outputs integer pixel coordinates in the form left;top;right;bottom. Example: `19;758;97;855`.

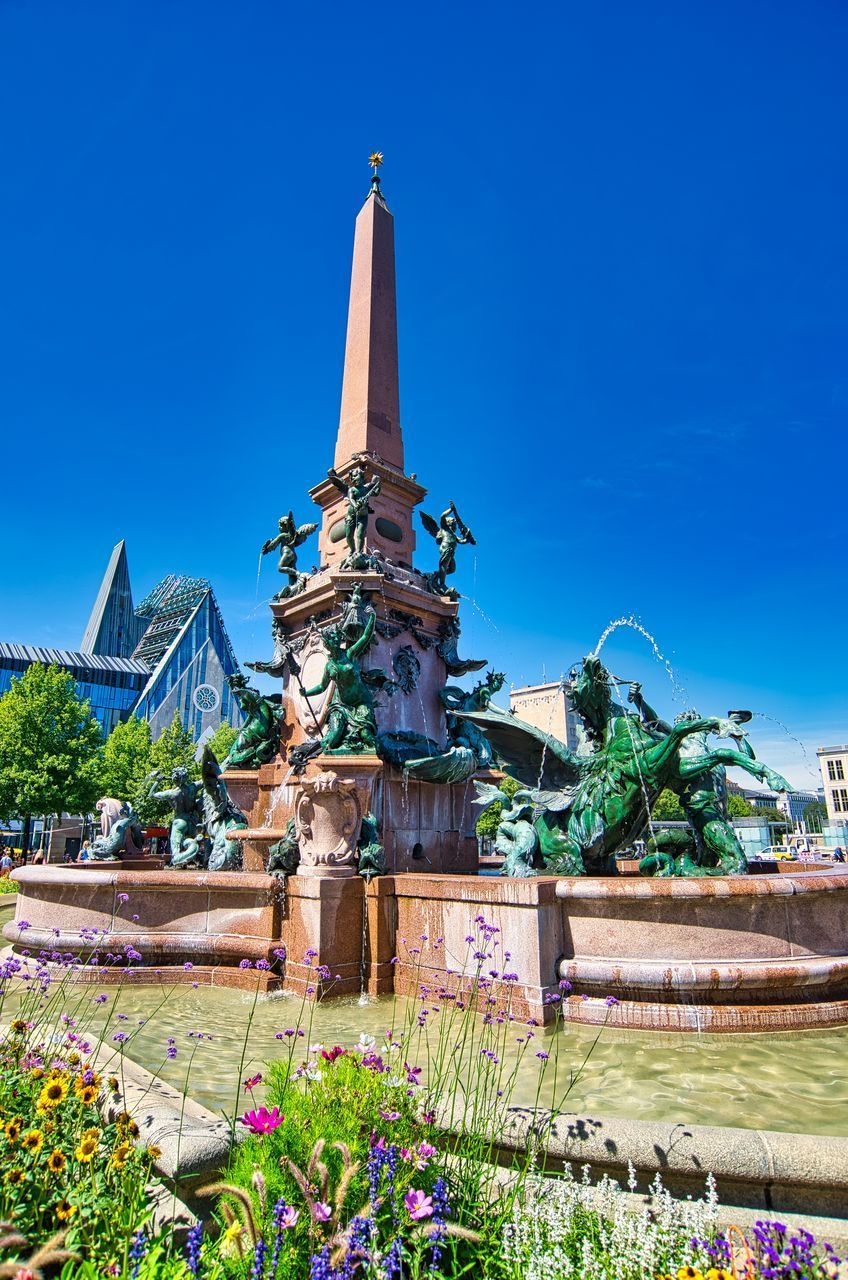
294;755;381;878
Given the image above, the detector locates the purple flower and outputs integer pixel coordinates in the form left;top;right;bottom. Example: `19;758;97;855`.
255;958;271;971
536;1051;550;1061
117;893;129;904
17;921;31;931
167;1046;177;1059
112;1031;128;1043
184;1222;203;1277
129;1228;148;1279
404;1189;433;1221
605;995;620;1007
238;958;252;970
312;1201;332;1223
239;1106;283;1136
183;962;193;971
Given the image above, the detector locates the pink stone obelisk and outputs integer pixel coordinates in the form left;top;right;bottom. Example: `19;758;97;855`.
312;159;425;572
334;171;403;471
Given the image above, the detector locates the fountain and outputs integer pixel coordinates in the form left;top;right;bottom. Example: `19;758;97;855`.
6;159;848;1035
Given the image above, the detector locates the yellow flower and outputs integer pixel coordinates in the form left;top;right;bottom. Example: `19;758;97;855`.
145;1145;162;1161
77;1085;98;1106
4;1167;24;1186
677;1270;703;1280
30;1067;44;1081
68;1052;80;1066
107;1076;119;1092
5;1118;23;1143
117;1112;139;1139
46;1149;67;1174
111;1142;133;1170
37;1078;69;1112
74;1072;100;1098
75;1135;98;1163
21;1130;43;1154
219;1221;246;1259
10;1019;28;1035
43;1120;56;1136
55;1198;77;1222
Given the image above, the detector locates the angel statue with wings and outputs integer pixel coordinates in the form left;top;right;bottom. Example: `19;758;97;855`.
261;511;317;599
420;502;476;597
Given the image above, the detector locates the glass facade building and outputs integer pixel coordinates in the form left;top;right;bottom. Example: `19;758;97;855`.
0;644;150;737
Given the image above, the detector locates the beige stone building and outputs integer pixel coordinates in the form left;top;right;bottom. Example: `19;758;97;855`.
817;744;848;820
510;681;584;752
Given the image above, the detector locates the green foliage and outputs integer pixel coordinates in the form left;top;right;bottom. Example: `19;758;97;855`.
0;664;103;824
802;800;828;832
651;788;685;821
206;721;238;766
726;793;755;818
475;774;521;839
99;716;154;811
0;876;18;894
753;805;788;826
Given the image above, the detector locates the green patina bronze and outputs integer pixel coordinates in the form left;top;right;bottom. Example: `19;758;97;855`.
327;465;382;568
222;674;283;770
357;812;386;880
199;746;249;871
419;502;475;598
440;670;505;713
145;766;204;867
289;605;384;770
466;654;791;878
261;511;317;599
268;817;300;878
89;804;145;861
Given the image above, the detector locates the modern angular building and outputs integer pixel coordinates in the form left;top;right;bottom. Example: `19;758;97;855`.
0;541;242;742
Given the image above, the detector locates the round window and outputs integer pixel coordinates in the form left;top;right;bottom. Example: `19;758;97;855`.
193;683;220;713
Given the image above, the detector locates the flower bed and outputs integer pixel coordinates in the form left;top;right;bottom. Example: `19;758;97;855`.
0;918;845;1277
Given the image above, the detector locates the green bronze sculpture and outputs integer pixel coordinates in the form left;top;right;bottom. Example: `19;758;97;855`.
199;746;248;871
440;670;505;713
268;817;300;877
420;502;475;598
436;616;487;678
465;653;792;878
288;604;383;770
222;674;283;770
357;812;386;880
145;766;205;868
327;465;382;567
89;803;145;861
403;712;494;784
261;512;318;599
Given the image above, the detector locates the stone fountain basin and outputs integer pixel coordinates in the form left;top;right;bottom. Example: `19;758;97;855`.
5;866;848;1031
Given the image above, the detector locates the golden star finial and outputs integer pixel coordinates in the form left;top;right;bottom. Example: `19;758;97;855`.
369;151;384;174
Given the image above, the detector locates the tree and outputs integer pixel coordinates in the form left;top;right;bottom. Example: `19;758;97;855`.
0;664;103;849
727;793;755;818
651;789;684;821
99;716;154;808
751;805;788;826
206;721;238;765
475;774;521;841
801;800;828;832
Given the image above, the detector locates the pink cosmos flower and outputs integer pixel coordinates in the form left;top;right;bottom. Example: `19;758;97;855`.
313;1202;332;1223
243;1073;263;1092
404;1189;434;1220
378;1107;401;1122
238;1106;283;1136
320;1045;345;1063
278;1206;299;1229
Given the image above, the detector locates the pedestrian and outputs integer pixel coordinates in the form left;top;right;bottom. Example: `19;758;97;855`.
78;840;92;863
834;846;846;863
0;850;14;877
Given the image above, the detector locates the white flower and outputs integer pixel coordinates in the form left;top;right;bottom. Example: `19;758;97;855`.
309;1042;324;1054
355;1033;376;1052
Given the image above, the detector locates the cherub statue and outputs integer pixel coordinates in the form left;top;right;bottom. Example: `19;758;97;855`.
420;502;475;596
261;512;317;599
327;465;382;565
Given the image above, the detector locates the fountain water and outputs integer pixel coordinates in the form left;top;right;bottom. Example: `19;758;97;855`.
750;712;819;783
593;615;687;703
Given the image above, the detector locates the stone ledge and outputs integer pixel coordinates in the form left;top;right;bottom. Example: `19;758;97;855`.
493;1106;848;1220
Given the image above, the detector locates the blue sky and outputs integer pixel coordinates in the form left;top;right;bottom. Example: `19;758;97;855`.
1;1;845;786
